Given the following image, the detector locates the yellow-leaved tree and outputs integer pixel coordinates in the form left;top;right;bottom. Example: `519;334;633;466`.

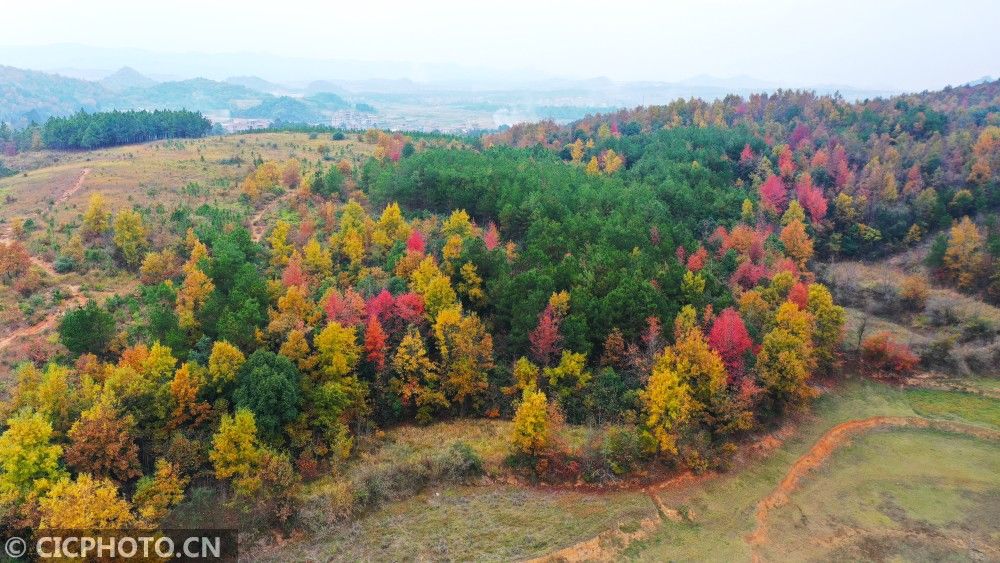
207;340;245;393
779;218;814;269
433;306;494;410
392;327;447;423
112;208;147;268
641;351;693;454
806;283;846;373
944;216;984;289
209;409;263;496
38;474;136;529
313;321;361;381
82;192;111;238
510;385;549;456
133;459;188;525
0;411;67;499
757;301;816;408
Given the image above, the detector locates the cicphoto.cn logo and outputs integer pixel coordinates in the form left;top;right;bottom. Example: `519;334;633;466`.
2;530;238;561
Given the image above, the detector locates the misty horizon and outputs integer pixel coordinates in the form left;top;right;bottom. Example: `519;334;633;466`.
3;0;998;93
0;42;951;95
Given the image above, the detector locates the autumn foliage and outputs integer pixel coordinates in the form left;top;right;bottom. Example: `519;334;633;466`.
860;332;920;375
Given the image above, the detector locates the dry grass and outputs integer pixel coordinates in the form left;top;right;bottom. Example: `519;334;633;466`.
759;428;999;562
1;133;373;227
825;258;1000;376
0;132;374;382
267;484;654;562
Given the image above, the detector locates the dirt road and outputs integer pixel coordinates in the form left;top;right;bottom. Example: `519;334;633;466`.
56;167;91;204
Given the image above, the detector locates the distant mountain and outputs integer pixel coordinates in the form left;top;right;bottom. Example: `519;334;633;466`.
225;75;292;96
115;78;266;112
305;92;350;109
0;57;911;134
0;65;347;127
676;74;778;90
234;96;324;123
100;66;157;92
304;80;349;96
0;65;112;126
963;75;995;87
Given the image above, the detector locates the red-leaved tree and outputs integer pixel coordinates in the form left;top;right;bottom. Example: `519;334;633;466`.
364;316;388;371
529;304;562;367
707;308;752;381
759;175;788;215
406;230;426;253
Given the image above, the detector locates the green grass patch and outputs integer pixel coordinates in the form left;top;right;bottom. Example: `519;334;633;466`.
626;379;999;561
266;380;997;562
762;428;999;561
907;388;1000;428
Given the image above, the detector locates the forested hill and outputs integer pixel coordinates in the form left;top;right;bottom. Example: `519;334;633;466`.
3;79;997;538
0;65;355;129
41;109;212;149
483;80;1000;263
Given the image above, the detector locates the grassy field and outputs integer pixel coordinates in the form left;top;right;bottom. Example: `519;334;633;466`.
0;132;374;379
0;132;372;225
627;378;999;562
245;378;1000;562
761;428;999;561
270;485;654;562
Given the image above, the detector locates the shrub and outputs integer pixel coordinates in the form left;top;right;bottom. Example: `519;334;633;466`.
53;256;77;274
601;426;650;476
58;300;115;356
961;316;995;343
898;275;929;309
351;441;483;510
12;268;43;296
300;441;486;531
860;332;920;375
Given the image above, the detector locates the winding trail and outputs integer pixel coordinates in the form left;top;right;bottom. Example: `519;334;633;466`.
0;282;84;354
0;226;85;354
56;167;91;204
745;416;1000;562
527;415;999;563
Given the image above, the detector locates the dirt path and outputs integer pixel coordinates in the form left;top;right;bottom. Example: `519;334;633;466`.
525;471;714;562
528;415;999;563
250;190;295;242
55;167;91;204
745;416;1000;562
0;226;85;354
0;168;89;355
0;284;84;354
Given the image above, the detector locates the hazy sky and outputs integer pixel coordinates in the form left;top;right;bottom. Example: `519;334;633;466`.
3;0;997;90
